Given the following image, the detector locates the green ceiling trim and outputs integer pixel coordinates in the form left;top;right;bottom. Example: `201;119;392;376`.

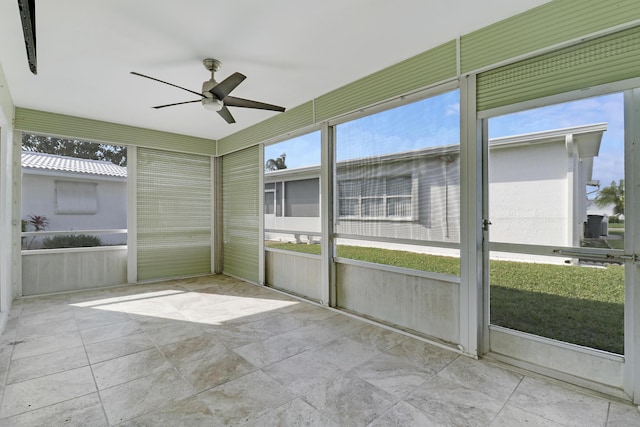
461;0;640;74
314;41;457;123
14;108;216;155
477;24;640;111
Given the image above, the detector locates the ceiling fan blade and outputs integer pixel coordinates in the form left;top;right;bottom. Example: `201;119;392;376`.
217;105;236;124
152;99;202;109
130;72;204;97
210;72;246;100
224;96;286;112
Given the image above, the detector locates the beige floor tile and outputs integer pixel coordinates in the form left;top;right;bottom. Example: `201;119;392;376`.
159;333;224;365
508;376;610;427
174;345;256;392
18;305;74;325
117;395;224;427
233;334;310;368
436;357;522;402
198;370;294;426
143;321;208;346
11;330;83;360
244;398;339;427
129;311;190;331
491;404;564;426
239;312;307;337
100;368;194;425
73;308;131;330
16;317;78;340
92;348;172;390
405;374;508;427
7;346;88;384
346;322;409;351
385;337;459;373
368;401;442;427
80;319;142;345
606;402;640;426
85;332;154;364
302;374;397;426
303;336;380;371
0;276;634;426
0;366;96;418
350;352;435;398
0;392;107;427
263;350;347;395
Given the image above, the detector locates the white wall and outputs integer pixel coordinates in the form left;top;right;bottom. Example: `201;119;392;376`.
22;172;127;246
0;62;15;313
489;141;570;247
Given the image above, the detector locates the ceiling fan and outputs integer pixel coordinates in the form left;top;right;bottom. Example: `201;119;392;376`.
131;58;286;124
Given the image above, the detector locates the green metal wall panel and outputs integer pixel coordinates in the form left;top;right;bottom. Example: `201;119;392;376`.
461;0;640;74
314;41;457;122
217;102;313;156
477;25;640;111
137;148;212;281
14;108;216;155
222;145;260;282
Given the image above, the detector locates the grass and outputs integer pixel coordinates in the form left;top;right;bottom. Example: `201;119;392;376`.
266;241;624;354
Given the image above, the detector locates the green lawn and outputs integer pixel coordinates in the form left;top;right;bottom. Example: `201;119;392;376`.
266;241;624;354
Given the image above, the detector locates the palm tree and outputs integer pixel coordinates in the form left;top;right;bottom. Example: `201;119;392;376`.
265;153;287;171
595;179;624;217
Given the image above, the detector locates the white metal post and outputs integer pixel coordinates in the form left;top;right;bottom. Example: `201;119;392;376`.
320;122;335;306
459;74;485;357
623;88;640;404
126;146;137;284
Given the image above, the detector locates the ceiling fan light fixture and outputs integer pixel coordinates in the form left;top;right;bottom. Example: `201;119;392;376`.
202;98;224;112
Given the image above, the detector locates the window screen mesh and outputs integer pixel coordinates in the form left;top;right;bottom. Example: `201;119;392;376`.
335;91;461;243
137;148;211;281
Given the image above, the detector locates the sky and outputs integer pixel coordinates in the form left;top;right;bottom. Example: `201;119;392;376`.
265;90;625;188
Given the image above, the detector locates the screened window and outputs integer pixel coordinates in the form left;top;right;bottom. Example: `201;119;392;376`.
285;179;319;217
264;178;319;218
264;183;275;215
55;181;97;214
338;176;414;220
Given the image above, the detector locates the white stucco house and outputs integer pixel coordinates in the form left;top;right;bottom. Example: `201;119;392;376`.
21;151;127;247
265;123;607;257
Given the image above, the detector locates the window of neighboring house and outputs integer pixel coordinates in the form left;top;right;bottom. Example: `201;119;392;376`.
265;178;320;217
264;184;275;215
338;175;415;220
55;180;98;214
285;178;319;217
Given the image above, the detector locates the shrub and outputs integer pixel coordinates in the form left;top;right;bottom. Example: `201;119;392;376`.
42;234;102;249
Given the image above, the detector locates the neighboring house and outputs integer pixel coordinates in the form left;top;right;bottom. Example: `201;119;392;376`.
265;123;606;255
21;152;127;247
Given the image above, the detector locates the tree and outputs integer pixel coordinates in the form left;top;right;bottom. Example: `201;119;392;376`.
265;153;287;171
595;179;624;217
22;134;127;166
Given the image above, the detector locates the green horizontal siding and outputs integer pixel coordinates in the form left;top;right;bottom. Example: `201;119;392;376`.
217;102;314;155
477;25;640;111
461;0;640;73
137;148;212;281
222;145;260;283
314;41;457;122
15;108;215;155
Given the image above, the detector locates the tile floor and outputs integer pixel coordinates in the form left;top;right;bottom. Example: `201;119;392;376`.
0;274;637;426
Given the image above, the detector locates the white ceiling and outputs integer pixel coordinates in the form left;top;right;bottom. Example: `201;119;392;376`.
0;1;551;141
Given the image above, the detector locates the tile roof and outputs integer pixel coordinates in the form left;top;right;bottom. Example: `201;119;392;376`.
21;151;127;178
